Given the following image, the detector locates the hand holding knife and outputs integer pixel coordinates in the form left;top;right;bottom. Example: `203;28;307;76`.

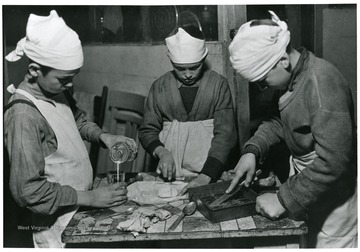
209;169;262;208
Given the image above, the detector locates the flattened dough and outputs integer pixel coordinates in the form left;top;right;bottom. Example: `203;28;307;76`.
127;181;187;205
157;184;178;198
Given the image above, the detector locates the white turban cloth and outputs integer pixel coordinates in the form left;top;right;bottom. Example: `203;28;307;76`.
165;27;208;64
5;10;83;71
229;10;290;82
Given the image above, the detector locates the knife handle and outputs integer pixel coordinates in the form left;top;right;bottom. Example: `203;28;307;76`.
167;213;185;232
253;169;262;181
231;169;262;189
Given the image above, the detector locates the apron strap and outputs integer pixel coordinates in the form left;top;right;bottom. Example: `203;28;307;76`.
4;99;40;114
10;88;80;121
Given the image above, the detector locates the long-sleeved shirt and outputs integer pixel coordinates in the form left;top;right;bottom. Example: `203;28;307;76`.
4;82;104;215
139;69;237;180
244;49;356;219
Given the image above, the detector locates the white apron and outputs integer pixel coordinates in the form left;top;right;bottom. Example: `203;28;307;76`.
14;89;93;248
159;119;214;178
289;152;357;248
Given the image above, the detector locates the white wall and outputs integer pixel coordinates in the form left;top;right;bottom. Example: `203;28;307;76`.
73;42;226;97
4;42;226;100
322;7;357;120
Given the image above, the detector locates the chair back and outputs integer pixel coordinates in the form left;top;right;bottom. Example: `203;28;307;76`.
104;90;152;173
89;86;108;175
73;86;108;178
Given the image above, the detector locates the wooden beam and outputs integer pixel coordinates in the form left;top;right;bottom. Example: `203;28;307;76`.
218;5;250;153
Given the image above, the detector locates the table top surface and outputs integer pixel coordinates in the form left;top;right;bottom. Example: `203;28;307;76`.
62;174;307;244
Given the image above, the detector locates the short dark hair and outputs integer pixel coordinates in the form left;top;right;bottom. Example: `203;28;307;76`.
250;19;279;27
29;59;53;76
250;19;292;53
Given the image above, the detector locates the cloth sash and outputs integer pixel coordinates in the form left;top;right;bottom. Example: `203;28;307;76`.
289;151;357;248
289;151;318;176
13;88;93;248
159;119;214;178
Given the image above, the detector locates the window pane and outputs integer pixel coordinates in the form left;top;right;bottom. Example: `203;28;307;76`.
3;5;219;46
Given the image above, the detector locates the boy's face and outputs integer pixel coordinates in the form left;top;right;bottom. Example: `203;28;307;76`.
172;61;203;86
37;68;80;94
253;59;291;91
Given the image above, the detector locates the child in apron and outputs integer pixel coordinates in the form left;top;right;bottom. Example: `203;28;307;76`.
227;11;357;248
4;10;133;248
139;25;237;194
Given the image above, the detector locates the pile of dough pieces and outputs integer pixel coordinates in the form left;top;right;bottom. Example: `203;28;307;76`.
117;207;171;236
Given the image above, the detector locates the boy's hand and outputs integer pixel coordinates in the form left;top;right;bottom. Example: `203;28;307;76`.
256;193;286;220
154;146;176;181
226;153;257;193
77;182;128;208
100;133;137;152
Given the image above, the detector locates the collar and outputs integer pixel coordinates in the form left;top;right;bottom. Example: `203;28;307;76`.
177;80;200;89
17;80;56;106
288;47;309;92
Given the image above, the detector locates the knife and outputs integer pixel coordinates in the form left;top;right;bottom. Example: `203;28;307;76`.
209;169;262;208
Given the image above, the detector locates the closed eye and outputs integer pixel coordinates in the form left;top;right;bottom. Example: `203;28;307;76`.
294;126;311;134
188;65;201;71
174;64;201;71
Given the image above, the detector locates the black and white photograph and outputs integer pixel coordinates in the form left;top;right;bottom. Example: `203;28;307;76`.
1;0;358;249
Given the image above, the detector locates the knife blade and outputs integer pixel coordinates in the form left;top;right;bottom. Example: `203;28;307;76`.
209;169;262;208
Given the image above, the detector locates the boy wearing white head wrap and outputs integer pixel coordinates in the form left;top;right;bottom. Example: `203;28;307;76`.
229;11;290;83
4;10;135;248
139;25;237;194
227;11;357;248
165;26;209;64
6;10;84;70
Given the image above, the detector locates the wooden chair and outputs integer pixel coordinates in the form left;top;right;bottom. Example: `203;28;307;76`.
103;90;153;173
89;86;108;175
72;86;108;177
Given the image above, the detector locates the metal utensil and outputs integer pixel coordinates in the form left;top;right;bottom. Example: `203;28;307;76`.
124;205;138;215
167;202;197;232
97;205;138;221
209;169;262;208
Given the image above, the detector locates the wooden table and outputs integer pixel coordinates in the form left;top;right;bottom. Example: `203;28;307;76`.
62;175;308;248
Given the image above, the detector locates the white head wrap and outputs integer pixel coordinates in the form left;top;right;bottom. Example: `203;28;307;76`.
229;10;290;82
165;27;208;64
5;10;83;71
